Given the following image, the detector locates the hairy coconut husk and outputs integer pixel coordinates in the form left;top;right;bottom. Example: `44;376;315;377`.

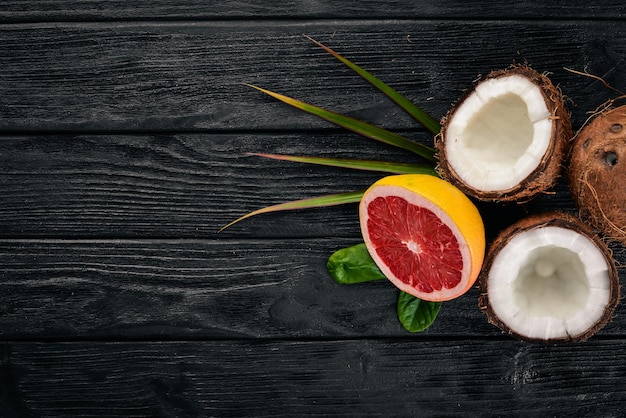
478;211;619;343
569;104;626;245
437;65;572;202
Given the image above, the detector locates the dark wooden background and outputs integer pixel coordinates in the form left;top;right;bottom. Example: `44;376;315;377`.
2;1;626;416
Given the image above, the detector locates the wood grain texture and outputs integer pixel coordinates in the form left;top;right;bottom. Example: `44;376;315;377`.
2;0;626;22
4;5;626;417
2;340;626;417
0;132;537;239
0;237;503;340
1;20;625;132
1;238;625;340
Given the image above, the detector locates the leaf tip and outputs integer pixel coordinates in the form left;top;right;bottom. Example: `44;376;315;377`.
217;218;242;233
304;34;336;56
243;82;261;91
303;34;317;43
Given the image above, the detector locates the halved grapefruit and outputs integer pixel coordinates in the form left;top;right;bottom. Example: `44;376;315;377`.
359;174;485;302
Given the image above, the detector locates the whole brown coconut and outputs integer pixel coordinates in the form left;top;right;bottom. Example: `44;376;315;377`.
436;66;572;202
569;104;626;245
478;211;619;343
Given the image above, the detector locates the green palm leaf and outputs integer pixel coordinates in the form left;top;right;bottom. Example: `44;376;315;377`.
305;35;441;135
248;153;438;175
246;84;437;163
219;190;364;232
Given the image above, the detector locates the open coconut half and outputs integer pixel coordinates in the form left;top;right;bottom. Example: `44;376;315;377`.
479;212;619;343
569;104;626;245
436;66;572;202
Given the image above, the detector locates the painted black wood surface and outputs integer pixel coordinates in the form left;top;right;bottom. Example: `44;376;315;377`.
2;2;626;416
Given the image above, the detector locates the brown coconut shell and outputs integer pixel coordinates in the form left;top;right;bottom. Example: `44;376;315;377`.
569;104;626;245
436;65;572;202
478;211;619;343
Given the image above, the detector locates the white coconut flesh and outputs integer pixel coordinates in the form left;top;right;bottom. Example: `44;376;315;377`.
486;226;612;340
445;75;553;192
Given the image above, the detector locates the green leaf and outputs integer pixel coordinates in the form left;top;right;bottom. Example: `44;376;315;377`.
305;35;441;135
248;153;438;175
245;84;437;163
327;243;386;284
219;190;364;232
397;291;442;333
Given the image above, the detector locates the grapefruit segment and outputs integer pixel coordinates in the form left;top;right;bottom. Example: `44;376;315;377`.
359;174;485;302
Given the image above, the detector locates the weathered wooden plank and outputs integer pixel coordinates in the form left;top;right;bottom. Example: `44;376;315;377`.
3;339;626;416
0;132;579;239
1;6;624;418
0;238;624;340
0;132;429;238
0;238;490;339
0;20;625;132
2;0;626;22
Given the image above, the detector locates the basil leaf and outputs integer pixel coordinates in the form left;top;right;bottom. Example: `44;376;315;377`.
397;291;442;333
326;243;386;284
